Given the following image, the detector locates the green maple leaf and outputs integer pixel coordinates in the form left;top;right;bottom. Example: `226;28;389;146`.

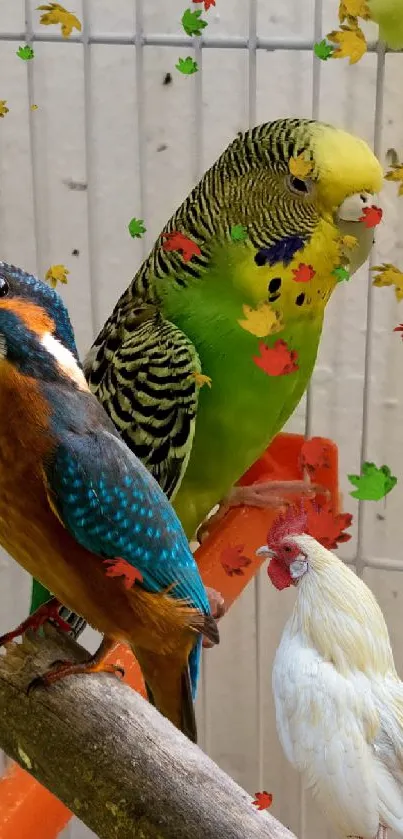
314;40;335;61
230;224;248;242
332;265;350;283
17;44;35;60
128;217;146;239
176;56;198;75
181;8;208;36
348;462;398;501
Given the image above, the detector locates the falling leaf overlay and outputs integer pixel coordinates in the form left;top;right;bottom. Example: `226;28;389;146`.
252;792;273;811
193;0;216;9
220;545;252;577
348;462;398;501
45;264;69;288
338;0;370;22
288;153;313;179
314;39;335;60
338;234;358;251
238;302;283;338
162;231;201;262
394;324;403;340
305;500;353;549
359;205;383;228
385;163;403;197
191;371;212;388
0;101;9;118
253;340;299;376
332;266;350;283
300;438;331;474
31;104;39;111
176;57;198;75
327;24;367;64
103;558;143;590
37;4;82;38
372;264;403;301
128;218;146;239
17;45;35;60
230;224;248;242
292;263;316;283
181;8;208;36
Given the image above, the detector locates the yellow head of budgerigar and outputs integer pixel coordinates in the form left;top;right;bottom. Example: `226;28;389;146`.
309;123;383;210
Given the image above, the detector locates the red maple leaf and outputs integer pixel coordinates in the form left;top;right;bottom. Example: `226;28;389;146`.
161;231;201;262
300;437;331;474
292;263;316;283
252;791;273;811
394;323;403;339
359;205;383;229
220;544;252;577
103;558;143;590
193;0;215;7
305;500;353;549
253;340;299;376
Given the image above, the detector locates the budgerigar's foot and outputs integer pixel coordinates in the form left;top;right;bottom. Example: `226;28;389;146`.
197;473;330;543
203;586;226;649
26;636;124;695
0;597;72;648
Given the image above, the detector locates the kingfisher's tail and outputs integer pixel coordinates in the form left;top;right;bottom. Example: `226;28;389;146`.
134;645;199;743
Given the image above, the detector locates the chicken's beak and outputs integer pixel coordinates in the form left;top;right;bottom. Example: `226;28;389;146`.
256;546;275;558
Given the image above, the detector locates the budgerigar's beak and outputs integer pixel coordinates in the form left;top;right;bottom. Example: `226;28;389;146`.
256;545;275;558
337;191;375;222
336;191;379;276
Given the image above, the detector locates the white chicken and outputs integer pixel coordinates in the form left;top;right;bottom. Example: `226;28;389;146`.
256;505;403;839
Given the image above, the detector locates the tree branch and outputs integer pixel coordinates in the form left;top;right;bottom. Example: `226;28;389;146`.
0;629;297;839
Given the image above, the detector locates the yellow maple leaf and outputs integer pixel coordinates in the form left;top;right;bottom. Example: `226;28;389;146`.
191;371;212;388
0;101;9;118
338;0;370;23
371;263;403;301
31;104;38;111
37;3;82;38
288;153;313;180
238;301;284;338
327;25;367;64
45;264;70;288
338;234;358;251
385;163;403;197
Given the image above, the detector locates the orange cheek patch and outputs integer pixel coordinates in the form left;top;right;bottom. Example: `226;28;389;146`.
0;299;55;337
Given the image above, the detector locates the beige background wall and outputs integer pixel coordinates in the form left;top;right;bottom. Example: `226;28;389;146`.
0;1;403;837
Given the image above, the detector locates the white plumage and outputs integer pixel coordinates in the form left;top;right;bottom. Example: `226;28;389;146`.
262;533;403;839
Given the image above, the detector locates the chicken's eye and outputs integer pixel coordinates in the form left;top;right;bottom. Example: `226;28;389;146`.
283;545;292;553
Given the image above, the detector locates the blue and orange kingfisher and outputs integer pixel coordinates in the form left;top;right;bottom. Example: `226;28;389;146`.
0;262;220;742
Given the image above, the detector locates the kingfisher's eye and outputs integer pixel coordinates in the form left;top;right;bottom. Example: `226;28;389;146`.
288;175;311;194
0;277;9;298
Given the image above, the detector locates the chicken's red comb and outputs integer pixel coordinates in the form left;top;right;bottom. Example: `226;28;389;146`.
266;502;308;549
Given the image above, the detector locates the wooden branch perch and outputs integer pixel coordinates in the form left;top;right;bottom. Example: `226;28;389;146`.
0;628;298;839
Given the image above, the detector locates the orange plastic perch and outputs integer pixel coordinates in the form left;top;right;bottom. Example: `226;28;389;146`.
0;432;339;839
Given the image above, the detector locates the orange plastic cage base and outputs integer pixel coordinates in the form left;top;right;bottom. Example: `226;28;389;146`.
0;432;340;839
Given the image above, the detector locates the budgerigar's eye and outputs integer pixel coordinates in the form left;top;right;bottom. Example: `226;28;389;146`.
0;277;9;298
287;175;313;196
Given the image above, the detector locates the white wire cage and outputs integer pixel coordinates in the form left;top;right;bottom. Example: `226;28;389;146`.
0;2;403;838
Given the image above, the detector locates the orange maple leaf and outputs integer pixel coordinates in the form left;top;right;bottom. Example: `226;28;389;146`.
394;324;403;339
220;544;252;577
305;500;353;549
359;205;383;228
193;0;215;8
103;558;143;589
161;231;201;262
292;263;316;283
253;340;299;377
252;791;273;811
300;438;331;474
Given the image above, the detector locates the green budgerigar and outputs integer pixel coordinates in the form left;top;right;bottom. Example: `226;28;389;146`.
31;118;382;617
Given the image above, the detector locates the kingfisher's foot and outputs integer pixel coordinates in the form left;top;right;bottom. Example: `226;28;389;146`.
0;597;72;648
203;587;226;649
27;636;124;695
197;473;330;542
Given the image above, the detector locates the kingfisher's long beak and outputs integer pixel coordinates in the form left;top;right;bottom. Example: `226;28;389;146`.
256;545;275;558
